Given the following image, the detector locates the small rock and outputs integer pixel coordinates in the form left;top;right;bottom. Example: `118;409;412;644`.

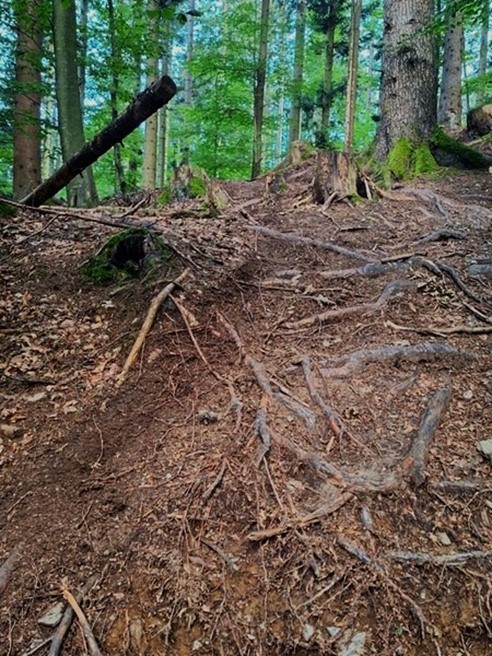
477;439;492;463
129;618;144;651
0;423;23;439
463;390;473;401
435;531;452;546
303;623;315;641
340;631;367;656
197;410;220;424
192;640;203;651
327;626;341;637
467;263;492;278
38;601;64;627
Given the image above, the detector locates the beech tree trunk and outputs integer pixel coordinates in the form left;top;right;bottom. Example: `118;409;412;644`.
289;0;307;147
53;0;98;206
438;7;463;129
251;0;270;178
375;0;437;159
13;0;42;200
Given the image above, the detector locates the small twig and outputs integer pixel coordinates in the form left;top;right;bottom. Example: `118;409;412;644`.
117;268;189;386
201;539;239;572
7;491;32;518
202;459;227;502
22;637;53;656
255;406;272;466
61;582;103;656
386;550;492;566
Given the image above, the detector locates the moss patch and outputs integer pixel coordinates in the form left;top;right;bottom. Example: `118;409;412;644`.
430;127;490;169
414;143;437;174
387;138;413;179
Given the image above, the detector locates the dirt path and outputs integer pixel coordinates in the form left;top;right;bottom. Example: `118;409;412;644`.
1;167;491;655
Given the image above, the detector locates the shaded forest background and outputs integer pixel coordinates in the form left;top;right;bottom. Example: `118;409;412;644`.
0;0;491;202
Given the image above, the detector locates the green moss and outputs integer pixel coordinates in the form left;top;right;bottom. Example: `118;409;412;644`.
387;138;413;179
157;186;172;205
189;175;206;198
0;200;17;217
81;228;149;285
430;127;489;169
414;143;437;174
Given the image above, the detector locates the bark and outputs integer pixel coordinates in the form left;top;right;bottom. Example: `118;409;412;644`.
53;0;98;206
288;0;307;147
477;0;489;106
438;7;463;129
251;0;271;178
184;0;195;105
375;0;437;159
143;0;160;189
107;0;126;194
344;0;362;153
13;0;42;200
313;151;358;203
319;4;338;146
21;76;177;207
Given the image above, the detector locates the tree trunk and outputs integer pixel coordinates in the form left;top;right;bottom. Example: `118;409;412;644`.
21;76;177;207
313;151;358;205
251;0;270;179
375;0;437;159
107;0;126;195
438;7;463;129
143;0;160;189
13;0;42;200
53;0;98;206
184;0;195;106
477;0;489;106
319;3;338;147
288;0;307;148
344;0;362;153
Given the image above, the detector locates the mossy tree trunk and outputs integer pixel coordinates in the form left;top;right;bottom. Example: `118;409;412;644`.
375;0;437;161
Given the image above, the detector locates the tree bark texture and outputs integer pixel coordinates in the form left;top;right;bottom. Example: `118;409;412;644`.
344;0;362;153
107;0;126;194
438;9;463;129
319;3;338;146
477;0;489;105
313;151;358;204
13;0;42;200
289;0;307;147
21;76;177;207
143;0;160;189
376;0;437;159
251;0;271;178
53;0;97;206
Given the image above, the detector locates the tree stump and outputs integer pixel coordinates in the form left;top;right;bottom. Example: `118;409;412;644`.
313;151;358;205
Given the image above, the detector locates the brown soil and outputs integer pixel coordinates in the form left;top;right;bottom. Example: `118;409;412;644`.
1;163;491;656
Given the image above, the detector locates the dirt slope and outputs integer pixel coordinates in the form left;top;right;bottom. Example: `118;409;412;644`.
1;165;491;656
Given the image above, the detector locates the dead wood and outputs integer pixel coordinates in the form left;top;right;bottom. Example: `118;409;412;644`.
431;479;492;492
300;356;342;436
409;228;466;246
405;388;451;487
285;279;415;330
255;407;272;465
319;261;407;279
386;320;492;337
202;459;228;502
246;225;377;262
321;341;472;378
201;539;239;572
0;548;20;599
312;151;358;205
21;76;177;207
48;575;98;656
61;582;103;656
386;550;492;566
247;492;353;541
117;268;190;386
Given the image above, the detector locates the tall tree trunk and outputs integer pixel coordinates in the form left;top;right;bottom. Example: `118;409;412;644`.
53;0;97;206
108;0;126;194
438;7;463;129
251;0;270;179
319;2;338;147
375;0;437;160
288;0;307;148
477;0;489;106
157;53;170;187
143;0;160;189
185;0;195;105
13;0;42;200
344;0;362;153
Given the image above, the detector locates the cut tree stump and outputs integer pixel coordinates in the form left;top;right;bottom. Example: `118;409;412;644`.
313;151;358;205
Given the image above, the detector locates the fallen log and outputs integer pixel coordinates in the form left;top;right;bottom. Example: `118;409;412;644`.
21;75;177;207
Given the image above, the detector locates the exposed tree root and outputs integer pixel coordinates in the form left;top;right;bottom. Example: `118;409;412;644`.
246;225;378;262
431;479;492;492
405;388;452;487
61;582;103;656
386;320;492;337
386;550;492;566
321;342;472;378
0;548;20;599
408;228;467;246
285;279;416;330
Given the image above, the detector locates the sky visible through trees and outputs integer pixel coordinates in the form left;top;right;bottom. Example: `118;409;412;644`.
0;0;490;201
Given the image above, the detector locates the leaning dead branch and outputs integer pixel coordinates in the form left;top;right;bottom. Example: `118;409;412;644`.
246;224;378;262
0;548;20;599
285;279;415;330
117;268;190;386
386;550;492;566
48;575;98;656
321;341;472;378
406;388;451;487
61;582;103;656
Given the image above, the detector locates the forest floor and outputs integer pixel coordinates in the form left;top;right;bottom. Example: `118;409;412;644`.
0;160;491;656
